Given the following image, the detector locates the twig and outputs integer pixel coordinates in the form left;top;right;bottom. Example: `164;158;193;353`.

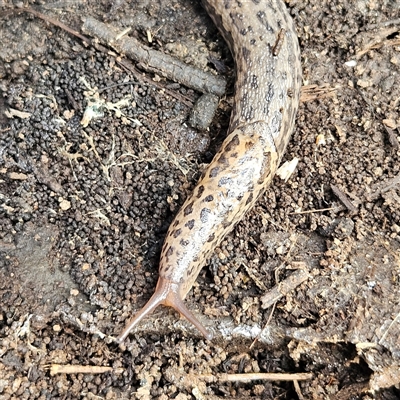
290;206;337;215
250;302;276;350
330;184;358;213
293;379;305;400
378;311;400;345
199;372;313;383
82;16;227;97
49;364;124;376
260;267;312;310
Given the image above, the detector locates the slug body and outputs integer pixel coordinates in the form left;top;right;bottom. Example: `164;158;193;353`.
118;0;302;341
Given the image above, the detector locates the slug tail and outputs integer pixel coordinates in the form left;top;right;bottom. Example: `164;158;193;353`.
117;288;163;342
118;277;212;342
164;287;213;341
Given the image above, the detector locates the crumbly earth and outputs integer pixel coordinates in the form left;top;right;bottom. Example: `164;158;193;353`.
0;0;399;399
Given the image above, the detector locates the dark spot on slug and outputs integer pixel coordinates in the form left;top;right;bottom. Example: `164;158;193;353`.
200;208;211;223
256;10;274;32
241;46;251;62
250;74;259;89
246;192;254;206
184;201;194;216
207;233;215;242
237;194;244;201
185;219;195;230
241;91;248;106
225;134;240;152
165;246;174;261
230;152;238;158
265;82;275;103
256;10;265;19
163;264;172;273
257;168;271;184
197;185;205;198
180;239;189;247
204;194;214;202
250;38;256;45
173;228;182;238
209;166;220;178
224;0;232;10
245;140;254;150
263;82;275;115
218;154;229;166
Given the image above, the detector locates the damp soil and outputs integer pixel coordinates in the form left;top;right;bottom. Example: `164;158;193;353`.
0;1;400;399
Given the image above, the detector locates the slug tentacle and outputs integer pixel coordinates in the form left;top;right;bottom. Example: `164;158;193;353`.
117;277;212;342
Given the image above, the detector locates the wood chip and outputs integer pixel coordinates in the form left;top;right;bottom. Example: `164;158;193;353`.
260;267;312;309
8;172;28;180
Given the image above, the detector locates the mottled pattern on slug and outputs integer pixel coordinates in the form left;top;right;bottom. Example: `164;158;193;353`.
159;122;280;297
202;0;302;157
160;0;302;298
119;0;302;341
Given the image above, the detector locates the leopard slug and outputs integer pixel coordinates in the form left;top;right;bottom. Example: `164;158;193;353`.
118;0;302;341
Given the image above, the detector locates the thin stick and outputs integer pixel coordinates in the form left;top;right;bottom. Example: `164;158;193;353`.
290;206;337;215
199;372;313;383
49;364;124;376
82;16;227;97
293;380;305;400
250;301;276;349
378;312;400;345
330;184;358;212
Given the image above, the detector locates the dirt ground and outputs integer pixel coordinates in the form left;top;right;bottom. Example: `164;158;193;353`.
0;0;400;399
